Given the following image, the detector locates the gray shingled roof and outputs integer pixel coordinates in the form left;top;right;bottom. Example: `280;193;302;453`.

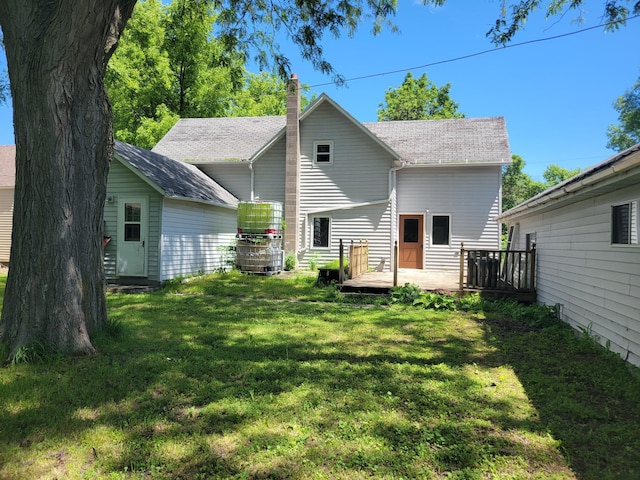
0;145;15;188
151;97;510;165
363;117;511;165
115;141;238;207
152;116;286;162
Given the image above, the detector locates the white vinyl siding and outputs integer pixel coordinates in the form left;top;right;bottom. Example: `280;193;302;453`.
397;165;502;271
196;163;251;201
0;188;13;263
300;203;392;269
104;160;162;282
253;140;286;204
510;183;640;367
160;199;236;281
296;101;395;268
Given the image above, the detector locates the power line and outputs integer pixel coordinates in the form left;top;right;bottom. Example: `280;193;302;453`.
309;14;640;89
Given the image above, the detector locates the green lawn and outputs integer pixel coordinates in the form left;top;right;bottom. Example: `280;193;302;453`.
1;271;639;479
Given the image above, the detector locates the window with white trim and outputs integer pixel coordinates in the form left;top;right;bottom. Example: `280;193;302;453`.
432;215;451;246
611;200;638;245
314;141;333;164
312;217;331;248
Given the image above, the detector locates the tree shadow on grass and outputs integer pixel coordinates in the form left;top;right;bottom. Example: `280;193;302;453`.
0;293;586;478
481;314;640;480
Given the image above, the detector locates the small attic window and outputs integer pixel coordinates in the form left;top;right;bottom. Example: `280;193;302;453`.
314;141;333;165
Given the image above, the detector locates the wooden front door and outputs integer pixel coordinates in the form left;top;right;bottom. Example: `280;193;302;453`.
399;214;423;269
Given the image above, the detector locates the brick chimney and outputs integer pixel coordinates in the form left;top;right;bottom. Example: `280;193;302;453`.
284;74;300;257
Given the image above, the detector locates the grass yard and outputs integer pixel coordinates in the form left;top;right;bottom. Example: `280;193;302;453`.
0;271;639;479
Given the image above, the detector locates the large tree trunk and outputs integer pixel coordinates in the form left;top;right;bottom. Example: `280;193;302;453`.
0;1;137;360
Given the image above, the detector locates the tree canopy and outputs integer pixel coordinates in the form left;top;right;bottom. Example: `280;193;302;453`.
606;74;640;151
502;156;582;214
106;0;315;148
106;0;245;148
377;72;464;121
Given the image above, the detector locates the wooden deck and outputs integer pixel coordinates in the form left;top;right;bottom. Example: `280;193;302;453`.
340;267;536;301
341;269;459;294
337;243;536;300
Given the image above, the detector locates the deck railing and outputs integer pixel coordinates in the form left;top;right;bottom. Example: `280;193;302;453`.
459;243;536;293
338;239;369;283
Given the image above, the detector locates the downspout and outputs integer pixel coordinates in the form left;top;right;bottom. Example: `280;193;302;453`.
388;163;404;271
249;161;254;201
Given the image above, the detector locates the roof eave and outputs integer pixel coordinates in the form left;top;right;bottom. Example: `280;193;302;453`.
164;195;238;210
401;160;511;167
496;144;640;222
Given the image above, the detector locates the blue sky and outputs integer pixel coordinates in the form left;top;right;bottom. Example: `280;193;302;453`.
0;0;638;181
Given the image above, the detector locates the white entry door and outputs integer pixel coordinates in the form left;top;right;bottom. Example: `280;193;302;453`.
117;197;148;277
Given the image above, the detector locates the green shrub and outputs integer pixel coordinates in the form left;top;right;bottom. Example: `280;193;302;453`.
284;251;296;271
389;283;424;304
308;253;320;271
413;292;456;310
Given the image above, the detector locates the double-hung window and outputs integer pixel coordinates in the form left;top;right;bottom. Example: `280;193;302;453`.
314;141;333;165
611;201;638;245
312;217;331;248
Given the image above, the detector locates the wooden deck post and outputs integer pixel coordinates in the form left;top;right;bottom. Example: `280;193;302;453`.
349;240;354;280
459;243;464;291
339;239;344;284
529;243;536;293
393;240;398;287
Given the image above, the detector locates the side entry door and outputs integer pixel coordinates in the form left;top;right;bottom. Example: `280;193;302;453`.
399;214;424;269
116;197;148;277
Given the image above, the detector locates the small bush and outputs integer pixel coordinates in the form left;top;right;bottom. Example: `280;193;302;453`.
284;252;296;271
308;253;319;271
413;292;456;310
390;284;457;310
390;283;424;304
456;293;484;312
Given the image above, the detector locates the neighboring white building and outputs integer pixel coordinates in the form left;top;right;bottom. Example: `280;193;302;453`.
153;76;511;271
496;144;640;366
